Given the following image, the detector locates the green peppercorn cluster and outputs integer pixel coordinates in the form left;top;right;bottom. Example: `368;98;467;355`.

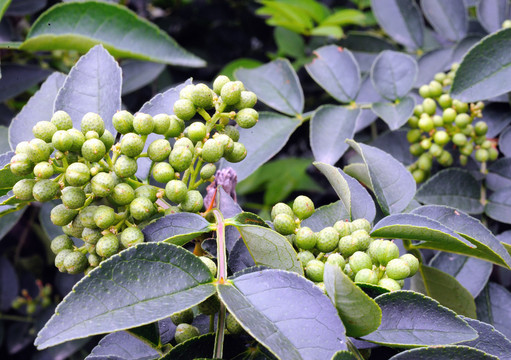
8;76;258;275
271;197;419;292
11;281;53;315
407;63;498;183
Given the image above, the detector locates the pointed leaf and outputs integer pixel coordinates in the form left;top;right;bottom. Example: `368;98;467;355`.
411;265;476;318
477;0;510;34
0;64;52;102
412;205;511;268
160;333;249;359
323;263;381;338
35;243;216;349
54;45;120;135
313;162;376;222
371;97;415;130
0;0;11;21
485;187;511;224
235;59;303;116
347;140;416;215
421;0;468;42
9;72;66;149
121;60;165;95
218;269;348;360
458;316;511;359
234;224;302;274
86;331;160;360
219;112;300;181
310;105;359;165
429;252;492;298
371;130;415;166
361;291;478;347
142;213;212;245
389;345;499;360
370;0;424;50
305;45;361;103
476;282;511;340
301;201;350;232
370;51;418;100
20;2;205;67
485;157;511;191
451;28;511;102
415;169;483;214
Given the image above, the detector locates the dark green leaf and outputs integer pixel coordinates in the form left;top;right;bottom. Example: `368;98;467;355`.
305;45;361;103
0;64;52;102
313;162;376;222
370;51;418;100
321;9;368;26
235;59;303;116
160;333;249;360
324;263;381;337
413;205;511;268
142;213;212;245
87;331;160;360
486;157;511;191
35;243;216;349
310;105;359;164
411;265;476;318
331;351;357;360
485;187;511;224
301;201;350;232
0;0;11;21
20;2;205;67
257;1;314;34
415;169;483;214
421;0;468;42
356;283;389;298
0;126;10;154
370;0;424;50
0;257;18;311
429;252;492;298
121;60;165;95
451;28;511;102
343;163;372;191
54;45;120;136
234;225;303;274
0;163;31;197
339;32;395;73
347;140;416;215
371;130;415;166
415;47;454;88
226;212;268;228
274;27;305;59
218;269;348;359
477;0;510;34
499;126;511;157
219;112;300;181
476;282;511;340
371;97;415;130
361;290;477;346
458;316;511;359
389;345;498;360
8;72;66;149
126;322;159;348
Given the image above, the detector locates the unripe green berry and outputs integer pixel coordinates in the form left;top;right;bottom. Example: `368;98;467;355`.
475;148;489;162
165;180;188;203
422;98;436;115
221;125;240;142
223;142;246;163
201;138;224;163
130;197;155;221
32;162;53;179
82;227;102;245
407;129;421;144
326;253;346;270
378;278;401;292
179;84;195;100
344;263;354;279
292;195;315;220
32;179;60;202
51;111;73;130
78;206;98;229
174;137;195;151
173;99;196;121
385;258;410;280
52;130;73;151
33;121;58;143
273;213;296;235
67;129;86;152
429;143;443;157
452;133;467;146
352;218;371;233
51;204;78;226
180;190;203;212
226;313;244;335
81;112;105;137
235;108;258;129
271;203;294;221
200;256;217;277
460;143;474;156
418;85;430;98
334;220;352;237
349;251;372;274
399;254;419;276
169;146;193;172
191;83;214;109
64;251;88;274
88;253;101;267
94;205;116;229
355;269;378;284
417;153;433;171
51;235;74;254
100;130;114;151
433;130;450;145
295;227;317;251
187;122;207;142
112;110;134;134
133;113;154;135
85;130;99;140
367;239;383;264
376;240;400;266
297;250;315;267
305;259;324;282
121;133;145;157
338;235;358;258
442;108;457;123
213;75;230;95
82;138;106;162
220;81;243;105
316;227;339;253
152;162;175;183
62;216;85;238
418;115;434;132
55;249;73;272
152;114;171;135
412;169;426;183
489;147;499;161
437;150;453;167
235;91;257;109
409;143;424;157
110;183;136;206
199;163;216;180
27;139;52;164
455;113;471;128
408;116;419;128
171;308;194;326
453;99;469;114
114;155;138;178
351;229;372;251
175;323;200;344
10;153;35;177
135;185;158;202
165;115;185;138
198;295;220;315
438;94;452;109
13;179;35;201
474;121;488;136
120;227;144;248
96;234;120;258
148;139;172;162
91;172;115;198
428;80;443;97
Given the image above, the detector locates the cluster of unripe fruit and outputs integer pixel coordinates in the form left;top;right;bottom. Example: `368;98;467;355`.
271;197;419;292
11;280;53;315
407;64;497;183
8;76;258;275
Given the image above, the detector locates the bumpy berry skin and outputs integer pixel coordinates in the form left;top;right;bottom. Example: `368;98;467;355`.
96;234;120;258
351;218;371;233
100;130;114;151
51;204;78;226
338;235;358;258
174;137;195;151
180;190;203;212
82;139;106;162
55;249;73;272
114;155;138;178
94;205;116;229
295;227;316;250
52;130;73;151
67;129;86;152
385;259;410;280
378;278;401;292
152;162;175;183
64;251;88;274
33;121;58;143
376;240;400;266
326;253;346;269
399;254;419;276
305;259;324;282
187;122;207;143
170;308;194;326
169;146;193;172
112;110;134;134
271;203;294;221
133;113;155;135
223;142;246;163
82;228;102;245
85;130;100;140
235;108;258;129
62;216;85;238
200;163;216;180
27;139;52;163
121;133;145;157
349;251;372;274
297;250;315;267
13;179;35;201
214;134;234;154
149;114;169;135
135;185;158;202
201;138;224;163
173;99;196;121
221;125;240;142
91;172;115;198
235;91;257;109
165;180;188;203
200;256;217;277
292;195;315;220
165;115;185;138
316;227;339;253
81;112;105;136
355;269;378;284
175;324;200;344
148;139;171;162
120;227;144;248
50;235;74;254
273;213;296;235
32;179;60;202
88;253;101;267
334;221;352;237
213;75;230;95
79;205;99;229
10;154;34;176
179;84;195;100
221;81;243;105
226;313;244;335
191;83;214;109
65;163;90;187
51;111;73;130
108;183;135;206
130;197;155;221
351;229;372;251
198;295;220;315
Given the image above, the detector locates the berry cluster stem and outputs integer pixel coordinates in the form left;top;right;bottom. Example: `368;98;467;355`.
212;207;227;358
